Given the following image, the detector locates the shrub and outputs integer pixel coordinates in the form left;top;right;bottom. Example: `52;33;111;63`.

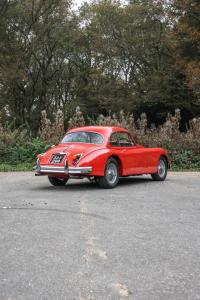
0;107;200;170
68;106;85;130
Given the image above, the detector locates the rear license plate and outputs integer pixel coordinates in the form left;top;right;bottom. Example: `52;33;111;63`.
51;154;64;164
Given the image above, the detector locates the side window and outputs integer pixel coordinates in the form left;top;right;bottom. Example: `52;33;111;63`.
110;132;119;146
109;132;134;147
118;132;133;146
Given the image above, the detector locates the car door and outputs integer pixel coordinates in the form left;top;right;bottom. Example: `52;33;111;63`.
109;131;146;175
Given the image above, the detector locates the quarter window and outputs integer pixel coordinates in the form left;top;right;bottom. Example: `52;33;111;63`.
109;132;134;147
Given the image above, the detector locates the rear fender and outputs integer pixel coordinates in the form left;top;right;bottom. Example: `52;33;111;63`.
152;149;171;171
77;148;111;176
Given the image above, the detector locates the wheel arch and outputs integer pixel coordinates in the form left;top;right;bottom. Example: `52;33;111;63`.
108;155;123;176
160;154;170;169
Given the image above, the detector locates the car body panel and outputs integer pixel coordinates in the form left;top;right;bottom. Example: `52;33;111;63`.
35;126;170;177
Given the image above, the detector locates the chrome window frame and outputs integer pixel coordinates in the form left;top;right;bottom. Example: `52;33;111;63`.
109;131;135;147
60;131;104;145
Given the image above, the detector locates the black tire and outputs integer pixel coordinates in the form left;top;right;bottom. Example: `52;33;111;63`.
151;157;167;181
87;177;95;183
87;177;99;185
96;158;119;189
48;176;68;186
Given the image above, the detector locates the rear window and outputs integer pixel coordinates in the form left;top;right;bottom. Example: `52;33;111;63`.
61;131;104;145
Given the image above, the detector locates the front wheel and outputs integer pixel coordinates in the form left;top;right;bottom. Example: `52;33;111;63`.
151;157;167;181
48;176;68;186
96;158;119;189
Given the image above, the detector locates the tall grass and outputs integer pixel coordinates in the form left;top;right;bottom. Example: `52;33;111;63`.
0;107;200;170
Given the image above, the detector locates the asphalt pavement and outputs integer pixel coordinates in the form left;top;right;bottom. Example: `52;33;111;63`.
0;172;200;300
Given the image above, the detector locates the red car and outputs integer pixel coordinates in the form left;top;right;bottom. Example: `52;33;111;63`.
35;126;170;188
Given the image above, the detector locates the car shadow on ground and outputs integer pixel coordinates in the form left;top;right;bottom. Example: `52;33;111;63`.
32;176;155;192
119;176;153;186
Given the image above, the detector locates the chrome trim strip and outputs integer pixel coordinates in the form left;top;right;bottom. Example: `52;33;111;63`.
39;166;68;174
40;166;65;169
68;167;92;174
53;152;67;155
61;131;104;145
35;165;92;175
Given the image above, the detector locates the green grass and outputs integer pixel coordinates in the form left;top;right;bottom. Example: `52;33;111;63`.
171;167;200;172
0;163;199;172
170;168;200;172
0;163;34;172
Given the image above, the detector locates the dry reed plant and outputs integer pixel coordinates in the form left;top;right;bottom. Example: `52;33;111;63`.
0;106;200;170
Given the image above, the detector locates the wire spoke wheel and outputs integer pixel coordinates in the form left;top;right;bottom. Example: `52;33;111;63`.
97;158;119;188
151;157;167;181
106;162;118;184
158;160;166;178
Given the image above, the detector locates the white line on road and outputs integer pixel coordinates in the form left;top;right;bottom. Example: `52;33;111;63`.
112;283;130;298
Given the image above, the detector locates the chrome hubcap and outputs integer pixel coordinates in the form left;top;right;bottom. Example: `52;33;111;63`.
106;163;117;184
158;160;166;178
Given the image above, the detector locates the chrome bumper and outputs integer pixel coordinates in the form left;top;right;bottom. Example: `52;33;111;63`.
35;165;92;175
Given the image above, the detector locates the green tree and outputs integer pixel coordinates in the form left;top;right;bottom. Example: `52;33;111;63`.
172;0;200;104
0;0;199;131
0;0;78;130
78;0;191;123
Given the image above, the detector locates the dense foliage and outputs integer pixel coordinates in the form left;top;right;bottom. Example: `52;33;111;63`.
0;0;199;171
0;0;200;132
0;107;200;171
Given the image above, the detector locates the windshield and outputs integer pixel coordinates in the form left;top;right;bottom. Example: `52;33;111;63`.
61;131;104;145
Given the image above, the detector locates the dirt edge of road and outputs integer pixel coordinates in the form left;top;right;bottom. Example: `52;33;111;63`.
169;171;200;176
0;171;200;176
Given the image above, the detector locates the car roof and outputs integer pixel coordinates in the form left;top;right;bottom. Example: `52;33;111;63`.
68;126;129;135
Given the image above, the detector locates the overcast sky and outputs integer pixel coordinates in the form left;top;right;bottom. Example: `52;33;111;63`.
73;0;127;8
73;0;90;8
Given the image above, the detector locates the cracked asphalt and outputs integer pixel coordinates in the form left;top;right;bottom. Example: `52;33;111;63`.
0;172;200;300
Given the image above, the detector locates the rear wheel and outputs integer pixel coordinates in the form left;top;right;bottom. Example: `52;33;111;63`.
48;176;68;186
96;158;119;189
87;177;96;183
151;157;167;181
